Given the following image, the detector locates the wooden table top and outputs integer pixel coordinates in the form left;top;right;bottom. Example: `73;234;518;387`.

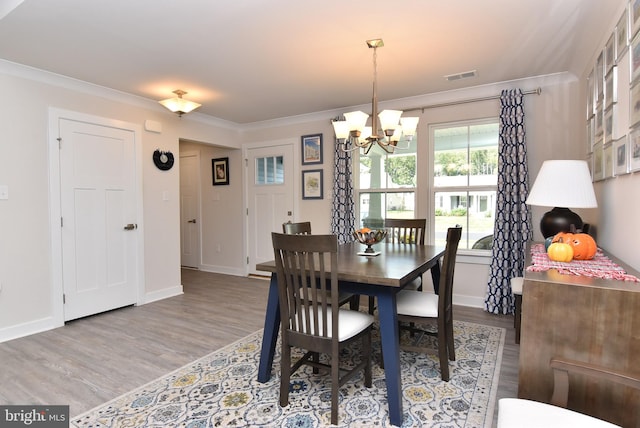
256;242;444;288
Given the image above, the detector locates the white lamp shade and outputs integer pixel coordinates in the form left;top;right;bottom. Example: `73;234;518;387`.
400;116;419;137
526;160;597;208
391;126;402;141
378;109;402;131
360;126;372;141
159;97;201;114
344;111;369;133
332;120;350;139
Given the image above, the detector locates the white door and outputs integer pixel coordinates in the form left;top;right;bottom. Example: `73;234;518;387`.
180;151;201;268
59;119;138;321
246;142;295;276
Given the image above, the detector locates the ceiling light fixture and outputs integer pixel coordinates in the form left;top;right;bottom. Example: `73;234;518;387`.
159;89;201;117
332;39;419;155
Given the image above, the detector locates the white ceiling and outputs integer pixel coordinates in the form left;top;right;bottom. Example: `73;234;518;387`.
0;0;621;124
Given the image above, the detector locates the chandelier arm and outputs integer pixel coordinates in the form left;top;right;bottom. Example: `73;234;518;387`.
378;142;395;154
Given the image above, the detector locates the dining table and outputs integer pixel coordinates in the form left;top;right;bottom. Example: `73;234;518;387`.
256;241;445;427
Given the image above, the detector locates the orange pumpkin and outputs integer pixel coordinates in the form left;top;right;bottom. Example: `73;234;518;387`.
552;232;574;244
567;233;597;260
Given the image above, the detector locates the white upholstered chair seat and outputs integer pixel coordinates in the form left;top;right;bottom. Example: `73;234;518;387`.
395;289;438;318
291;308;374;342
497;398;620;428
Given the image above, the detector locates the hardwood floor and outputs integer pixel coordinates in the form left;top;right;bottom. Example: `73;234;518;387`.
0;269;519;426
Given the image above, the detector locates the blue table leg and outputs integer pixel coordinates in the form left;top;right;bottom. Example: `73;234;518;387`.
377;290;403;426
258;272;280;383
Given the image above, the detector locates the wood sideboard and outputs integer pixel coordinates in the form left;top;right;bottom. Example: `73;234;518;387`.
518;243;640;427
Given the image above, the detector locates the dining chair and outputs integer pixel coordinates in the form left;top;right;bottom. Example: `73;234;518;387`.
497;357;640;427
394;225;462;381
367;218;428;315
272;232;374;425
282;221;356;309
282;221;312;235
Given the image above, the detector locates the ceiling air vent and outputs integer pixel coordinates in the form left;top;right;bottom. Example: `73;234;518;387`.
445;70;477;81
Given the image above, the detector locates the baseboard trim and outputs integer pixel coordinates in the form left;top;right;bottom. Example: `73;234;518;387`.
142;285;184;305
453;294;485;309
198;264;245;276
0;316;59;344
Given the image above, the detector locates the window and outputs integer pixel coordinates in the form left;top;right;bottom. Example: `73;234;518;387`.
255;155;284;184
355;136;417;228
431;120;498;250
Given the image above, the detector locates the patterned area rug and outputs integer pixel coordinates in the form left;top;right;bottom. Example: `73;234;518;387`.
71;320;504;427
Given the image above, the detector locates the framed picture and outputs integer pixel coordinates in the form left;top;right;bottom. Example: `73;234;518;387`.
301;133;323;165
603;143;614;178
212;157;229;185
630;82;640;127
592;142;604;181
631;31;640;84
604;106;614;143
617;7;629;59
604;67;617;108
630;126;640;172
596;51;604;98
632;0;640;38
302;169;323;199
595;103;604;138
614;135;630;175
605;33;616;73
586;118;594;154
587;70;595;119
586;153;593;180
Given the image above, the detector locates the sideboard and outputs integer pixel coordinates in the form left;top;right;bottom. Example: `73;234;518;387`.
518;244;640;427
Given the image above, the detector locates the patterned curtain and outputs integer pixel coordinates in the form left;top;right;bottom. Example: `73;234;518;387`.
484;89;533;315
331;141;356;244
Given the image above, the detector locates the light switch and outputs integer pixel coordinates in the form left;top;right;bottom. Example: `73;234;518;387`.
162;191;169;201
0;185;8;200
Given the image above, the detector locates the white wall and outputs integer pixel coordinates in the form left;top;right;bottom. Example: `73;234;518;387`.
0;60;240;342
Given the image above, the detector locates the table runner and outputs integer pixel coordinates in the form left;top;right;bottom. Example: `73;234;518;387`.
526;243;640;282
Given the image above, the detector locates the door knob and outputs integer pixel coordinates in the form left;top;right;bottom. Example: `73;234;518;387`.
188;219;197;223
124;223;137;230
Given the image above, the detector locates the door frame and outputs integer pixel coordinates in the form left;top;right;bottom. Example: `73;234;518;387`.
242;138;299;276
48;108;145;327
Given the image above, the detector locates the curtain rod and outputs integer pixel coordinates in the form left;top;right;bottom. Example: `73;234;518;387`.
403;87;542;113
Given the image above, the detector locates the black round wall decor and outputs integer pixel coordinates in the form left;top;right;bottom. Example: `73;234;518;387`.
153;149;174;171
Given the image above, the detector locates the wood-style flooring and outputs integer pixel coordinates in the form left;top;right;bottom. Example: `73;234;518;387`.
0;269;519;426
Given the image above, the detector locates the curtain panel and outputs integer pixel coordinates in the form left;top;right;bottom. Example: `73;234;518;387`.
484;89;533;315
331;141;356;244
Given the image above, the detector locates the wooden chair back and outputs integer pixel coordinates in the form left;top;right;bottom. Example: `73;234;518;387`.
384;218;426;245
272;232;339;343
282;221;312;235
439;226;462;319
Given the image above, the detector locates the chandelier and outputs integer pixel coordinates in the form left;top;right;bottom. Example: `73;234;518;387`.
332;39;419;154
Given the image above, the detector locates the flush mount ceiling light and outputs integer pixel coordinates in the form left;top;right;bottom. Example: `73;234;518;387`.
331;39;419;154
159;89;201;117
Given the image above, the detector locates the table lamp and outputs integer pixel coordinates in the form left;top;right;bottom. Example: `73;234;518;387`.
525;160;597;238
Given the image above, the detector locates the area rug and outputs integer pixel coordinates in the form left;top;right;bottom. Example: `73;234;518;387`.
71;321;504;427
